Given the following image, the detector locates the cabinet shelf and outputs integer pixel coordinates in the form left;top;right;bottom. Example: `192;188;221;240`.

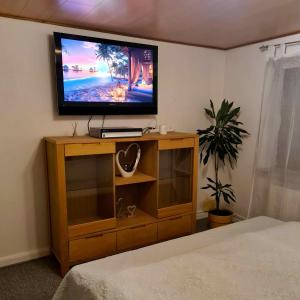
68;216;101;226
68;217;116;239
117;208;156;230
115;171;156;186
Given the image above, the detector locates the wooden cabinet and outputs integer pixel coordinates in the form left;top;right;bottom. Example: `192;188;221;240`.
45;132;198;276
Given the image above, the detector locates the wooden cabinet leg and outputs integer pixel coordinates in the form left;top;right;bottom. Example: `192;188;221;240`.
60;262;69;277
191;214;197;233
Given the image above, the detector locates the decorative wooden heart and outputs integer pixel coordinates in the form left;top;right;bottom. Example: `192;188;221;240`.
116;143;141;178
127;205;136;217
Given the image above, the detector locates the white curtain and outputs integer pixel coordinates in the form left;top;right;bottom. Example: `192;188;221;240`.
249;55;300;221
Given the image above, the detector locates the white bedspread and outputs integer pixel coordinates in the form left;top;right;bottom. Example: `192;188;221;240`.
54;218;300;300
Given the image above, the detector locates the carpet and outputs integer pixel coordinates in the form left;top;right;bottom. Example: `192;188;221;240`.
0;256;61;300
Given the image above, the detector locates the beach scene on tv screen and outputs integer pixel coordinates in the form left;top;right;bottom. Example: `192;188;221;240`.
61;38;154;103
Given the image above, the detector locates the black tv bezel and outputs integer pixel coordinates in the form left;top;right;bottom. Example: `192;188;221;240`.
54;32;158;115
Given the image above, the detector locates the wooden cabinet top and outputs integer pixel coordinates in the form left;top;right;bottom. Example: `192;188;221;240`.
45;131;198;145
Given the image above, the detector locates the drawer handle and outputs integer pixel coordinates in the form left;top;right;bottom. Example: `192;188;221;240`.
84;233;103;239
168;216;183;221
130;224;146;230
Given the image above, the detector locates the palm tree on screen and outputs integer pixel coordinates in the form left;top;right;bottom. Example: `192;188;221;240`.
95;44;114;81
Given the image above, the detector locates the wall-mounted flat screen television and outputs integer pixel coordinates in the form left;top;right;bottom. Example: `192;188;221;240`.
54;32;158;115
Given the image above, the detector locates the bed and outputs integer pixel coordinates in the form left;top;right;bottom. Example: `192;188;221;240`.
53;216;300;300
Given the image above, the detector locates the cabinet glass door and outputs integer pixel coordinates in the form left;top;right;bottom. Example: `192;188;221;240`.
158;148;192;209
65;154;114;225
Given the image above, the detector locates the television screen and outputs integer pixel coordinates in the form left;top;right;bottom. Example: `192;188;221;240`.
54;32;158;115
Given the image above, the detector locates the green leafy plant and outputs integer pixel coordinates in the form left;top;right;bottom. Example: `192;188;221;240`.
197;99;249;212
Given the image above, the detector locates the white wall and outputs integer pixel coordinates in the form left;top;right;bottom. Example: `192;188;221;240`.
224;33;300;217
0;17;225;265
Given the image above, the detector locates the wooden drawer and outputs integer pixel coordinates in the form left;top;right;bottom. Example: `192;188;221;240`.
158;215;192;241
117;223;157;251
158;138;194;150
69;232;116;262
65;143;115;156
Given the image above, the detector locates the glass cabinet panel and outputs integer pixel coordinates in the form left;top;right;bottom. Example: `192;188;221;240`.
65;154;114;225
158;148;192;208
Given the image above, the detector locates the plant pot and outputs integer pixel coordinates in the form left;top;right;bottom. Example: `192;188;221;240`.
208;209;233;229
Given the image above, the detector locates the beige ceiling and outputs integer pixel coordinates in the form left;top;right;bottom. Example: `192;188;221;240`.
1;0;300;49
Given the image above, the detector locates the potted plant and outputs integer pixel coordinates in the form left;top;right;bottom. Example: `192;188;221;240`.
197;99;249;228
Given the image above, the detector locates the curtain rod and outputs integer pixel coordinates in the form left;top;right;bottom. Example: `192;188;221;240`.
259;41;300;52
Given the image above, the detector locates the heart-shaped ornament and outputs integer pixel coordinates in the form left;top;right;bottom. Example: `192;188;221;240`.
127;205;136;217
116;143;141;178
